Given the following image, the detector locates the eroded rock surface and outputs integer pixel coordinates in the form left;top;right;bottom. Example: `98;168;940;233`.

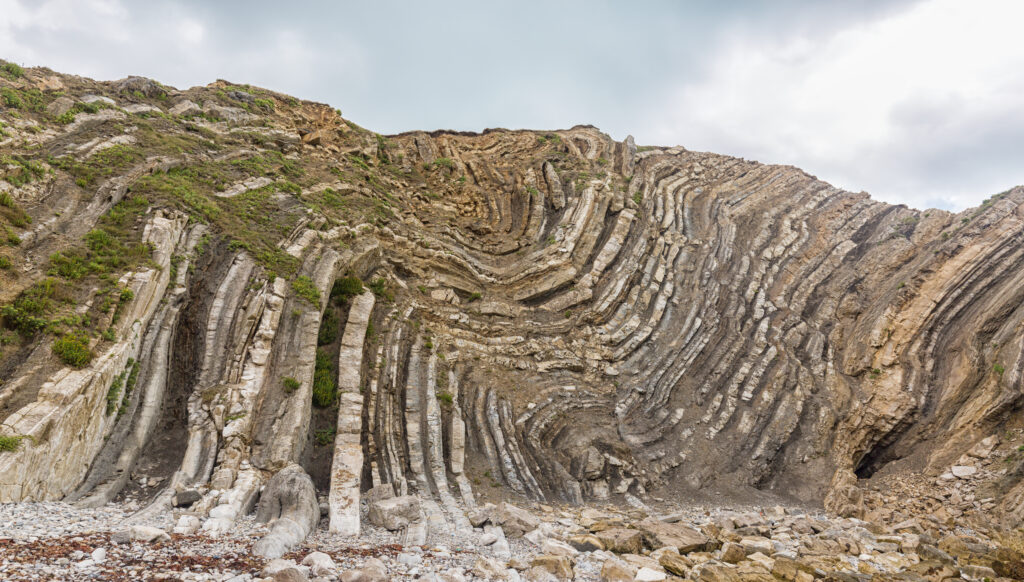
1;63;1024;577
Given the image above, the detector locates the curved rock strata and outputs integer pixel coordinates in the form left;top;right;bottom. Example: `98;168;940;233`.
1;64;1023;554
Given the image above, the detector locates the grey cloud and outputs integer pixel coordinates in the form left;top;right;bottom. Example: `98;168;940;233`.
1;0;1019;210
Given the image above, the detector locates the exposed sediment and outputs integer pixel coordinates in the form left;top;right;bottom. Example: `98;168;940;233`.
1;64;1023;564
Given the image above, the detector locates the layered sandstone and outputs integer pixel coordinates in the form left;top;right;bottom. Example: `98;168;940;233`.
1;64;1022;553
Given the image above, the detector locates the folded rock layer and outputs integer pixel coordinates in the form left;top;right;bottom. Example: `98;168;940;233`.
1;65;1022;541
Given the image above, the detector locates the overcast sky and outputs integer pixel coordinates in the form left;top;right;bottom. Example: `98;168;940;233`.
2;0;1022;211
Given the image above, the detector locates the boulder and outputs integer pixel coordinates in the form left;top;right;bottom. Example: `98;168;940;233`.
529;555;574;581
541;538;579;557
472;556;510;580
635;518;710;553
301;551;336;577
253;464;320;559
339;557;387;582
824;469;865;519
169;99;202;116
115;76;167;98
636;567;667;582
739;536;773;556
112;525;170;544
493;502;540;537
595;527;644;554
46;96;75;117
720;542;746;564
951;465;978;478
367;494;422;531
262;559;309;582
467;503;495;527
599;558;635;582
695;562;741;582
658;550;692;576
567;534;604;552
172;489;201;507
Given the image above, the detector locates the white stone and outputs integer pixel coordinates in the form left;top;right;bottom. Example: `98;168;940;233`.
636;567;667;581
951;465;977;478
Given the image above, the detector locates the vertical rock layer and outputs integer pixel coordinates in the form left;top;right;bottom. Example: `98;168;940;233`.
0;66;1022;540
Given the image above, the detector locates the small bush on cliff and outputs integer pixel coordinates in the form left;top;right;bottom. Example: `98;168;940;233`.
367;277;392;302
282;376;300;393
291;275;320;306
312;349;336;408
0;62;24;80
318;308;338;346
0;435;28;452
330;276;363;304
53;331;92;367
314;427;336;446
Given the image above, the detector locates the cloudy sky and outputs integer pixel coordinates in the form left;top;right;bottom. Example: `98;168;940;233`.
2;0;1022;211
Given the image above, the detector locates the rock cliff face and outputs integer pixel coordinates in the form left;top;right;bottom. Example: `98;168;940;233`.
2;64;1023;541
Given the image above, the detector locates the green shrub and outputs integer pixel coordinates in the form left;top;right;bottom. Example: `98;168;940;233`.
368;277;393;302
2;278;58;335
0;256;10;270
291;275;320;305
318;308;338;346
0;62;24;79
314;427;336;446
467;292;482;302
330;276;363;304
106;370;127;415
436;391;453;405
1;87;23;109
0;435;28;452
53;332;92;367
312;349;336;408
995;363;1005;375
282;376;300;393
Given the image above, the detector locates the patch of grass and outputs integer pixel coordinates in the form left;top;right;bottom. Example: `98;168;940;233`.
632;190;643;206
53;331;92;368
106;369;127;415
0;435;28;452
0;62;24;80
282;376;300;393
54;101;105;125
467;292;482;302
312;348;336;408
0;256;10;270
292;275;321;306
1;155;48;188
436;391;453;405
330;276;363;304
995;363;1005;375
431;157;455;170
318;308;338;346
50;145;144;189
314;427;336;446
368;277;393;302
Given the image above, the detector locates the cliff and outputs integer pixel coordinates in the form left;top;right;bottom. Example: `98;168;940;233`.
1;63;1023;546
